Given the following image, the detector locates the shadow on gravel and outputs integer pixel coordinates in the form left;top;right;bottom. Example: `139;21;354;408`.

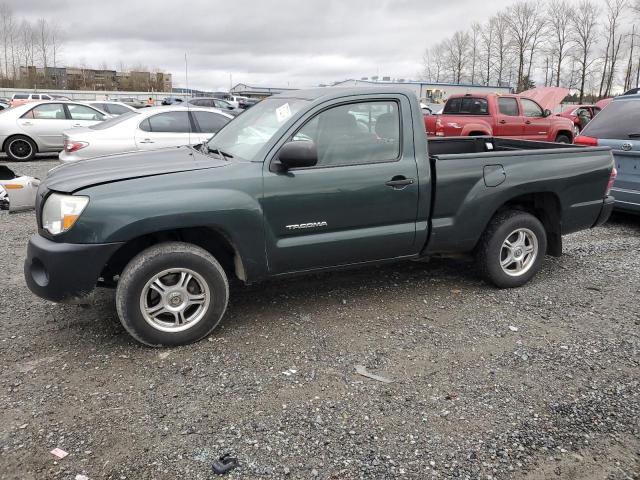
67;256;485;345
607;211;639;230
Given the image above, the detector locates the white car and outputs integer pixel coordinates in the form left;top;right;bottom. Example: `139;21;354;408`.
0;165;40;212
59;105;234;162
0;101;108;161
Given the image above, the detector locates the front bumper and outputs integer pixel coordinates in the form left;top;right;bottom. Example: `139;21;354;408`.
24;234;123;302
593;195;615;227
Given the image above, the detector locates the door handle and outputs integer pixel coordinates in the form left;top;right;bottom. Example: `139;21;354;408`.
385;176;415;189
525;120;531;125
22;121;33;126
139;139;155;143
499;120;506;124
71;123;83;127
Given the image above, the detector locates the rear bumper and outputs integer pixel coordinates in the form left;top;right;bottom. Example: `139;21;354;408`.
24;234;123;302
610;187;640;213
593;195;615;226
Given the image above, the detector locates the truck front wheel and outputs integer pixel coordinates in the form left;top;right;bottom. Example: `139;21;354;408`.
476;210;547;288
115;242;229;347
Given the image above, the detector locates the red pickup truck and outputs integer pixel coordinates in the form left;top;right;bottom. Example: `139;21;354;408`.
425;94;575;143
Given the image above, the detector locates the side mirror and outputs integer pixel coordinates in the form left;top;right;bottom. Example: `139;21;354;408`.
543;109;552;117
278;141;318;169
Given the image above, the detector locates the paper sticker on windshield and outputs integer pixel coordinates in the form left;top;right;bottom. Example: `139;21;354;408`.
275;103;292;123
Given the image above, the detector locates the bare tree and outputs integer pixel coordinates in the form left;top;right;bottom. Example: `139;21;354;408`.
37;18;50;75
444;30;471;84
479;18;495;85
548;0;573;87
470;22;481;84
504;1;543;92
571;0;600;102
0;3;16;79
602;0;627;96
422;43;445;83
623;26;636;91
493;13;510;85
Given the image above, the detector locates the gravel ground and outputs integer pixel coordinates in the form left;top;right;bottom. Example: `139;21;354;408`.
1;159;639;480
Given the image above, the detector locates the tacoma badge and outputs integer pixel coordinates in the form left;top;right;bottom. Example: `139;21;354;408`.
286;221;328;230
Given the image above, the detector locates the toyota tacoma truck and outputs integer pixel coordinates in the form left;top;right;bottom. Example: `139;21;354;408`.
427;93;575;143
24;87;616;347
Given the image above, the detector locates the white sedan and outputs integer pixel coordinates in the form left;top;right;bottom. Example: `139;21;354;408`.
0;101;108;161
59;106;234;162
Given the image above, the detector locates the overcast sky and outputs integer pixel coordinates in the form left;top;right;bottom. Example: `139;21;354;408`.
18;0;515;91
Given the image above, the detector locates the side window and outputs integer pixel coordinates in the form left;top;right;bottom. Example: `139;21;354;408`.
68;104;105;121
498;98;519;116
107;104;131;115
139;118;151;132
41;95;51;100
192;111;229;133
146;112;191;133
291;100;401;168
23;103;66;120
443;97;488;115
31;94;40;100
521;98;544;117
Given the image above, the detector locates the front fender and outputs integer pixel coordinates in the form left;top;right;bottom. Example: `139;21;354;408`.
60;166;267;280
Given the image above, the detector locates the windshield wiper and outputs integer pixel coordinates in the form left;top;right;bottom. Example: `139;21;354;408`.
628;133;640;138
209;146;234;160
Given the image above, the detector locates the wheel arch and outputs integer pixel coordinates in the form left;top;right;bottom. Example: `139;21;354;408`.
555;129;574;142
483;191;562;256
101;226;247;285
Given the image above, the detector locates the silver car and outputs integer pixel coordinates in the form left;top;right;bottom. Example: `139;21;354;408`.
59;106;234;162
85;101;138;116
0;101;108;161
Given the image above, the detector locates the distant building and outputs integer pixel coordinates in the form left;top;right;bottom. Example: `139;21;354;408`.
330;79;513;103
230;83;297;99
17;66;172;92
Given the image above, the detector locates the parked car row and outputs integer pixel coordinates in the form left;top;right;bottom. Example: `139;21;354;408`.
60;106;234;162
0;100;234;162
575;93;640;214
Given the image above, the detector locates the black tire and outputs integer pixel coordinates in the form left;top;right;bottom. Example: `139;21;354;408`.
4;135;37;161
555;134;572;144
115;242;229;347
476;210;547;289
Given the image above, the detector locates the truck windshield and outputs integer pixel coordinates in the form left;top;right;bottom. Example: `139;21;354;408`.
206;97;309;160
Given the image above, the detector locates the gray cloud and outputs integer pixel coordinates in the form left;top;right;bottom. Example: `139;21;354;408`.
18;0;514;91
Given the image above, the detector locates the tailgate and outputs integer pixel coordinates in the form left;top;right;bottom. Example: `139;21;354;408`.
599;138;640;209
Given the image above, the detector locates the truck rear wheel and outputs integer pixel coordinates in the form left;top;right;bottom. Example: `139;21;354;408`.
476;210;547;288
115;242;229;347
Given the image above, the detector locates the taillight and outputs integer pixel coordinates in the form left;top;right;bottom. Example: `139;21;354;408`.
574;135;598;146
63;140;88;153
605;166;617;196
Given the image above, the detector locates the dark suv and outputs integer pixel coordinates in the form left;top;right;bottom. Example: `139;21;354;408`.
575;94;640;213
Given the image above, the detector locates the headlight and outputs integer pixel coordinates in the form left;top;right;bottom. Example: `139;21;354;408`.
42;193;89;235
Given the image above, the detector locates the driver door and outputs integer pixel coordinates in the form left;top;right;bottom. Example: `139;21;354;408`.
520;98;549;140
261;96;421;274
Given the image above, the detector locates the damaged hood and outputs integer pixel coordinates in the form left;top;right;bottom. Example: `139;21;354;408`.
43;146;228;193
519;87;570;111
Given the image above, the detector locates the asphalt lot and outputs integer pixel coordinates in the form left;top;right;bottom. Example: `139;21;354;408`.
1;159;639;480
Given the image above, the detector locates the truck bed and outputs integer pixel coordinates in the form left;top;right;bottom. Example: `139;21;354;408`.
428;137;576;157
424;137;614;255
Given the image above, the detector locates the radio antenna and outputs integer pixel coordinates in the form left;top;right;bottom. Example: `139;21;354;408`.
185;52;191;146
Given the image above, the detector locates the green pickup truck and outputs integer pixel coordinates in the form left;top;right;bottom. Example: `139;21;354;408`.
25;87;616;346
